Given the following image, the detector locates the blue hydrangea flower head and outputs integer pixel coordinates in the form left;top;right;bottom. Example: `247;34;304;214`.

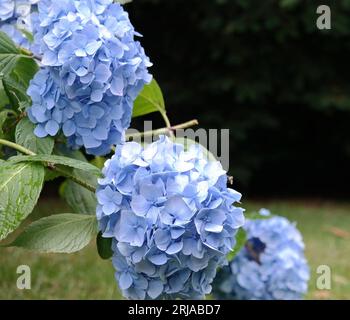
96;136;245;299
212;209;310;300
27;0;152;155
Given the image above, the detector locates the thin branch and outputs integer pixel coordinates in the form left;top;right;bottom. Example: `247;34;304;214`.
160;111;175;138
19;46;41;62
19;47;33;57
0;139;96;193
126;119;199;140
53;167;96;192
0;138;35;156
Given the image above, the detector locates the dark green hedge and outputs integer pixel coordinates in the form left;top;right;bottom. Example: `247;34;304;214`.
128;0;350;197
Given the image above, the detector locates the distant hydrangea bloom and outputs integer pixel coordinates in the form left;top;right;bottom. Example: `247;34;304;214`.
27;0;152;155
0;0;38;48
213;209;310;300
96;136;245;299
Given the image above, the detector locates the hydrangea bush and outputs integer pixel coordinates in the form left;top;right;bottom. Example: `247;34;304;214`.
0;0;310;301
213;209;310;300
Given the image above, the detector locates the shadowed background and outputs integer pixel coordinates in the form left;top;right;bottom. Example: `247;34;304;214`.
127;0;350;199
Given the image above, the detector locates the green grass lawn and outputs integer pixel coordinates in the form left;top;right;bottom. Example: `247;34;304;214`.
0;198;349;299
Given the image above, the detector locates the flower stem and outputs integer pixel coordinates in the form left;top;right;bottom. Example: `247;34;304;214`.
0;139;96;193
126;119;199;140
54;167;96;192
19;46;42;62
19;47;33;57
0;138;35;156
160;111;175;138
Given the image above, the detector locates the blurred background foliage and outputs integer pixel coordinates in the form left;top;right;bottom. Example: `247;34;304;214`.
126;0;350;198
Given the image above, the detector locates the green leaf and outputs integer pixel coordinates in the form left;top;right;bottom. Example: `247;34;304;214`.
0;31;19;54
2;58;38;108
0;79;10;108
62;169;97;214
96;231;113;260
0;32;38;109
0;161;44;240
227;228;247;262
90;156;106;169
54;146;87;162
44;168;61;181
0;109;13;137
1;75;30;108
54;149;97;213
0;31;20;76
15;118;54;155
132;79;166;118
11;56;38;88
9;213;97;253
0;31;28;86
9;154;101;176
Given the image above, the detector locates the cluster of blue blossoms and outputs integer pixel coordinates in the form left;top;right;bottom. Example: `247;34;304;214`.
26;0;152;155
213;209;310;300
0;0;38;48
96;136;245;299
